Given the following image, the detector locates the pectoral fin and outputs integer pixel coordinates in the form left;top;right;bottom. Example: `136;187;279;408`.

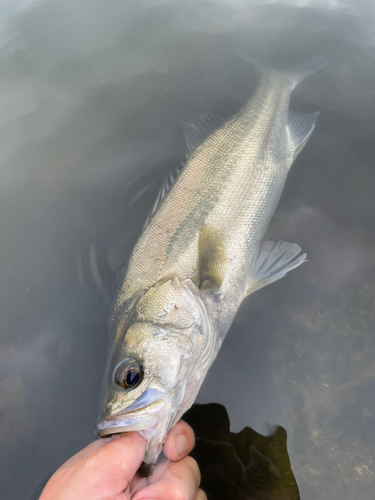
198;226;228;289
246;241;306;296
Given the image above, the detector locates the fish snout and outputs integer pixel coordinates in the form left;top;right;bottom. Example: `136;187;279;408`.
95;388;168;437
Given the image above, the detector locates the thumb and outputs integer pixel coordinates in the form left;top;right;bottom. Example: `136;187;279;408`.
77;432;147;490
41;432;147;499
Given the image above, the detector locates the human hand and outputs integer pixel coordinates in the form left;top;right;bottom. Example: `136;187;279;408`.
39;420;206;500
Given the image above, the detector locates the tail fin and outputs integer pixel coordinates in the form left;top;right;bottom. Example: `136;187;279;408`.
289;55;329;88
237;51;328;89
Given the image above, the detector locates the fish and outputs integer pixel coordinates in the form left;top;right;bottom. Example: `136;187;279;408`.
95;55;327;468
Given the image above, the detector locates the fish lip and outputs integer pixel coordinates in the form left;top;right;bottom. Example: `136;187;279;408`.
95;398;165;437
96;425;133;437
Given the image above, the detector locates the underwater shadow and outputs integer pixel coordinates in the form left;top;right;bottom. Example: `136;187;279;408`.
183;403;300;500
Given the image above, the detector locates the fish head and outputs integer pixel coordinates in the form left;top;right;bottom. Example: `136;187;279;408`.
96;277;215;465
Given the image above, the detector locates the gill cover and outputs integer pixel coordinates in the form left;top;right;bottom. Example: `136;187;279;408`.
96;277;216;465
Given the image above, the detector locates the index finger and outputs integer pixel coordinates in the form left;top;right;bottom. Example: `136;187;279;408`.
133;456;201;500
163;420;195;461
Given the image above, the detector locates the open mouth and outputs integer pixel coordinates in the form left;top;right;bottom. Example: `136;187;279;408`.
96;397;165;437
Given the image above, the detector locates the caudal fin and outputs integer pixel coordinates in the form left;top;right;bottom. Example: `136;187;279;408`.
237;51;328;89
289;55;329;88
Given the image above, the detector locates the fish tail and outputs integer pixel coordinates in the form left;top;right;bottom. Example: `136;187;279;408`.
237;51;328;89
287;55;329;88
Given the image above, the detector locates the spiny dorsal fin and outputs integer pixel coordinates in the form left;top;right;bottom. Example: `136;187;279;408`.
144;162;183;227
76;242;113;305
198;225;228;289
288;110;319;159
179;112;223;154
246;241;307;296
144;112;223;228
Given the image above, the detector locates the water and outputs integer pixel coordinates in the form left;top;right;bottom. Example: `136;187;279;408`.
1;1;375;498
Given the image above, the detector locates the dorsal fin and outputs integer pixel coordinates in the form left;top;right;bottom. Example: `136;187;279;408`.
144;163;183;227
76;242;114;306
179;112;223;154
144;111;223;229
288;110;319;159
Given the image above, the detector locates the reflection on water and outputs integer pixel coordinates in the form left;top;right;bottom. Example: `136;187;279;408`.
1;1;375;499
184;403;300;500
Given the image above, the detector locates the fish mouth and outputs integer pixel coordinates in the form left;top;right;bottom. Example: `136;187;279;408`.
96;392;167;437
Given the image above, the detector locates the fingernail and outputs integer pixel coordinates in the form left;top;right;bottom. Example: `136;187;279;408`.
176;434;187;456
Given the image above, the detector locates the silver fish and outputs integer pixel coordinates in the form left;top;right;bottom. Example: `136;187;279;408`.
96;55;327;466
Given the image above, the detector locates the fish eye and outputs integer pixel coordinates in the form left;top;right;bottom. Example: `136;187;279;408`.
114;359;143;390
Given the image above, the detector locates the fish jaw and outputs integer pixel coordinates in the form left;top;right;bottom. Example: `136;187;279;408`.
96;398;165;436
95;372;212;465
96;390;175;464
96;279;218;464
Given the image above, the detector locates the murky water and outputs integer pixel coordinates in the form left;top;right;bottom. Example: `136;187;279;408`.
1;1;375;499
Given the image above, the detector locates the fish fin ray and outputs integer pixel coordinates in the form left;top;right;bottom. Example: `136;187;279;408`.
246;241;307;296
144;112;223;228
77;242;114;307
289;55;329;88
237;51;328;89
288;110;320;159
144;162;184;227
198;225;228;289
179;112;223;154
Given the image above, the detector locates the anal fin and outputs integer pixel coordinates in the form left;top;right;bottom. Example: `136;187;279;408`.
288;110;319;159
246;241;306;296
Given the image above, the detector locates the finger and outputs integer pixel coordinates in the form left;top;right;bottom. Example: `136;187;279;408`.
58;435;121;471
163;420;195;461
133;478;189;500
194;488;208;500
168;456;201;497
76;432;147;493
133;456;200;500
41;433;146;499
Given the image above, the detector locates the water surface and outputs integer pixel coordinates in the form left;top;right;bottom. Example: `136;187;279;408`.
1;1;375;499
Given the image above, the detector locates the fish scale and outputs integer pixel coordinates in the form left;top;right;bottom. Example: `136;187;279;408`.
96;55;327;468
120;78;289;300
